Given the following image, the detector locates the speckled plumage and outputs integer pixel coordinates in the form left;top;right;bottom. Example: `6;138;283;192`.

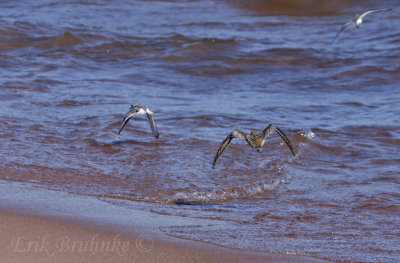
212;124;295;168
116;104;159;139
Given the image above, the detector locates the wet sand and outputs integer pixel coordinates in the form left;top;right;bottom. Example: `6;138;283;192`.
0;210;328;263
0;182;328;263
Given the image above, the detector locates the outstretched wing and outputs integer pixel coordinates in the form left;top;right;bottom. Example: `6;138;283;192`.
359;8;391;20
261;124;296;156
212;130;246;168
146;112;159;139
331;20;353;44
115;109;138;139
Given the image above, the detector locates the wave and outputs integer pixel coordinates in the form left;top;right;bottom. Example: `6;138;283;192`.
227;0;351;16
173;178;284;205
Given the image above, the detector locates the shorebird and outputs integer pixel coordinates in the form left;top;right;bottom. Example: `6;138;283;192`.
212;124;295;168
331;8;391;44
116;104;159;139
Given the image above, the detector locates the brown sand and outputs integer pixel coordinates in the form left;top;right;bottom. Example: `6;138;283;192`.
0;209;328;263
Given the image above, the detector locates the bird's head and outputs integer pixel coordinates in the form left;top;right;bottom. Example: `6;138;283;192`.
130;104;140;109
250;130;258;136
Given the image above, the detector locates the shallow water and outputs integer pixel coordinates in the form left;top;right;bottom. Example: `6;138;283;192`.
1;0;400;262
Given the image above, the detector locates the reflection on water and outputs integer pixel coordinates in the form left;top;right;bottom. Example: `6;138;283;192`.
1;0;399;262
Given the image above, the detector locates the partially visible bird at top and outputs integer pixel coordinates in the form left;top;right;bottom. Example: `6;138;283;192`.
331;8;391;44
212;124;296;169
116;104;159;139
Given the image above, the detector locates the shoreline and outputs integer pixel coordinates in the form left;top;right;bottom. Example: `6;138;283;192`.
0;181;330;262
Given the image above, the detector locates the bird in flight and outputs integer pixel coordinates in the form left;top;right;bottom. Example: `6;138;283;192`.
331;8;391;44
212;124;295;168
116;104;159;139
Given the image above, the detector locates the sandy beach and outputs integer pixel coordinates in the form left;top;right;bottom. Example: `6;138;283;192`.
0;182;328;263
0;210;323;263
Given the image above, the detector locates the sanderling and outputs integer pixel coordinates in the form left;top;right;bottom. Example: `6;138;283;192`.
116;104;159;139
331;8;391;44
212;124;295;168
